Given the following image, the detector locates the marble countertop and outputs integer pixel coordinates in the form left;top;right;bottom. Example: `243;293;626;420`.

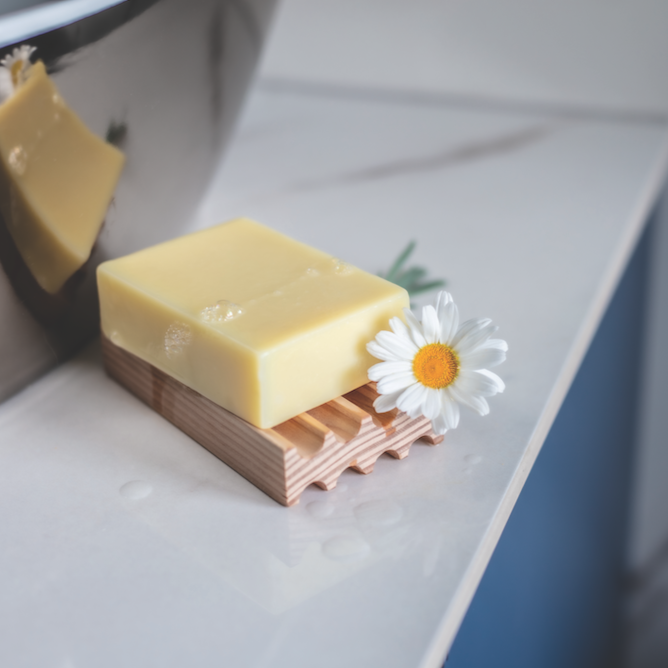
2;3;668;667
258;0;668;118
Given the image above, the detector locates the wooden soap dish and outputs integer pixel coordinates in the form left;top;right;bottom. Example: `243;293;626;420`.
102;336;443;506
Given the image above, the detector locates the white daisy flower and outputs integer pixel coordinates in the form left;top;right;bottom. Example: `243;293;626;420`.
367;291;507;435
0;45;36;104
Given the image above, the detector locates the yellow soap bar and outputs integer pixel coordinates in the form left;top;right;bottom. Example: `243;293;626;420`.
0;61;125;294
97;219;409;428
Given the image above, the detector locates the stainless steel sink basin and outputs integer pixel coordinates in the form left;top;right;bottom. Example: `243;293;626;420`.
0;0;277;401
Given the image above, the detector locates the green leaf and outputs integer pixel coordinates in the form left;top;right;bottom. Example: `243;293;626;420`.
378;241;446;301
405;279;446;297
395;266;427;286
381;240;415;282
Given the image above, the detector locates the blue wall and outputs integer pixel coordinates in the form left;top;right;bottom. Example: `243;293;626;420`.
447;220;652;668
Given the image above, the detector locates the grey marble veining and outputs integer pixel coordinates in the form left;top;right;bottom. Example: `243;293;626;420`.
273;123;557;194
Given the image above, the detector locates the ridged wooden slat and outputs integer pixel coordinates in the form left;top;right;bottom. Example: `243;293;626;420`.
102;336;443;506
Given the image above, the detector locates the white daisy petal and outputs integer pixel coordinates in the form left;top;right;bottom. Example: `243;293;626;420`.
408;401;426;419
459;345;507;370
451;318;492;348
440;301;459;345
431;413;449;435
421;305;440;344
366;340;403;362
389;316;411;339
441;389;460;429
455;322;498;356
422;387;441;419
403;308;428;348
397;382;428;418
455;369;500;397
376;371;416;394
368;360;413;381
376;330;419;357
450;384;490;415
373;389;403;414
434;291;452;322
469;395;490;415
481;338;508;352
476;369;506;394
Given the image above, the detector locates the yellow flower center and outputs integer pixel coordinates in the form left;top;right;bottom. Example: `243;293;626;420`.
412;343;459;389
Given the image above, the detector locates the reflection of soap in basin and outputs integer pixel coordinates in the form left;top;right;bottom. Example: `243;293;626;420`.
0;0;278;402
0;60;124;294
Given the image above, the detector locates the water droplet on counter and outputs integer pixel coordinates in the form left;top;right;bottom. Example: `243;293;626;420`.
307;500;335;519
120;480;152;500
332;258;353;276
164;322;192;358
200;300;244;324
354;500;402;526
464;454;482;465
462;467;473;475
322;535;370;562
8;146;27;175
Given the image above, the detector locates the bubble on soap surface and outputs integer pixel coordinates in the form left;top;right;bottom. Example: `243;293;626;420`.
164;322;192;358
305;267;320;277
200;300;244;324
8;146;27;176
332;258;353;276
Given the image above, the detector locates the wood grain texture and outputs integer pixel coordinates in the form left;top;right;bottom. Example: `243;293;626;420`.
102;336;443;506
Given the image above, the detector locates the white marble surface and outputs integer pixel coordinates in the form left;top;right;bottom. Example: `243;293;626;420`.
1;80;667;667
259;0;668;118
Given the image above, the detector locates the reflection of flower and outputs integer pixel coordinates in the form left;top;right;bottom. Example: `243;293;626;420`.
0;45;36;104
367;291;507;435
